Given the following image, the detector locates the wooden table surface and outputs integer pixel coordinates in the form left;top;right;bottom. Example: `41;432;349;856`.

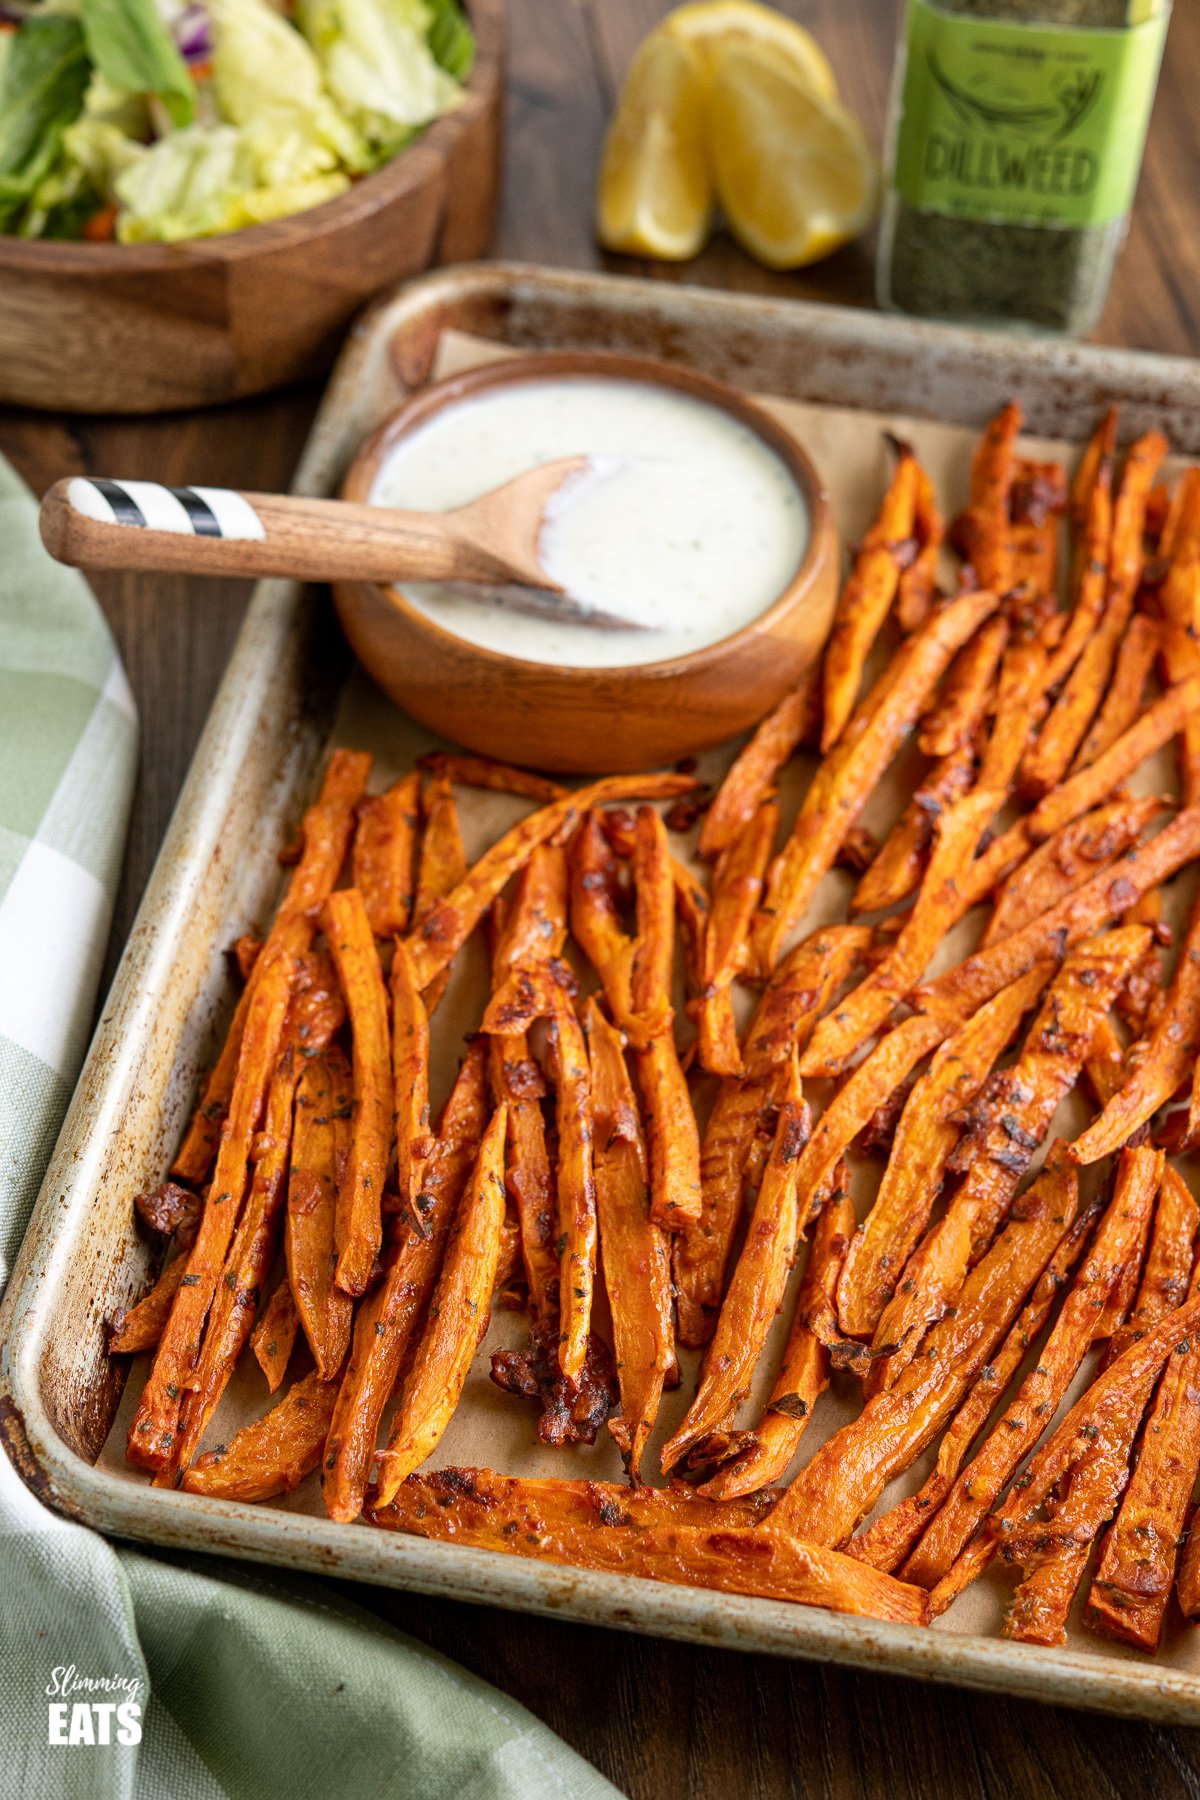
6;3;1200;1795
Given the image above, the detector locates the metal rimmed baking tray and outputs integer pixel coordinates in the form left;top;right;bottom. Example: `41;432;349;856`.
9;263;1200;1722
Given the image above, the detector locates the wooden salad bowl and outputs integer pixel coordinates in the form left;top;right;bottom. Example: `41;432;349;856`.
336;351;839;773
0;0;503;415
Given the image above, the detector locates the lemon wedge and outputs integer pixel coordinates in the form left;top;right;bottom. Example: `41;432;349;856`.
665;0;837;103
707;41;879;270
596;29;711;261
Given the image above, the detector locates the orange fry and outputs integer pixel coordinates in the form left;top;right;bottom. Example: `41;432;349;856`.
954;401;1021;592
171;750;370;1186
373;1105;509;1502
586;1000;673;1481
871;932;1147;1395
699;668;820;861
660;1054;808;1474
1071;883;1200;1166
413;768;468;1015
702;1179;855;1501
324;888;393;1296
251;1278;300;1394
975;633;1051;796
695;794;778;1077
323;1043;487;1524
770;1157;1080;1547
754;587;999;971
636;1032;702;1231
741;924;873;1081
902;1148;1162;1591
1158;482;1200;806
1100;1165;1196;1361
628;804;675;1047
547;986;598;1384
369;1467;927;1626
982;796;1165;949
897;459;944;633
418;750;567;804
568;810;634;1024
1072;613;1161;772
286;1049;354;1381
1043;412;1116;692
109;1256;189;1355
821;442;921;751
405;773;698;992
918;612;1009;759
848;746;976;917
392;937;432;1223
836;964;1051;1342
128;920;309;1473
1028;677;1200;844
353;772;420;938
181;1371;338;1503
1006;457;1065;612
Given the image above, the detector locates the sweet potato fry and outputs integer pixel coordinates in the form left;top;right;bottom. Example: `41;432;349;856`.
286;1049;354;1380
324;888;393;1296
568;809;635;1023
919;613;1009;759
369;1468;927;1627
849;746;976;917
392;936;431;1222
702;1179;854;1500
770;1158;1081;1546
181;1370;338;1503
109;1257;189;1355
1177;1503;1200;1620
599;809;710;985
802;790;1000;1077
251;1278;300;1393
660;1054;809;1474
822;442;921;751
699;669;820;861
418;751;567;805
405;773;698;992
412;768;468;1015
171;750;370;1186
1028;678;1200;845
1100;1165;1196;1361
323;1043;487;1523
628;805;676;1048
636;1032;702;1232
696;796;778;1077
836;964;1051;1342
372;1105;508;1502
547;987;598;1384
870;932;1147;1396
954;401;1020;593
1073;614;1161;773
916;809;1200;1025
353;772;420;938
1042;414;1116;694
897;460;945;633
976;634;1051;797
1158;481;1200;805
982;796;1165;949
586;1001;673;1481
1006;457;1065;613
128;920;310;1473
1071;884;1200;1165
741;925;873;1081
901;1148;1162;1590
754;587;999;971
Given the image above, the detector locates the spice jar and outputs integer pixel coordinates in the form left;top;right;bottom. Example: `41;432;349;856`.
876;0;1171;335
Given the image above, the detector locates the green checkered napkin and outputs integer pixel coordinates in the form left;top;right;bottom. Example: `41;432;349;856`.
0;457;619;1800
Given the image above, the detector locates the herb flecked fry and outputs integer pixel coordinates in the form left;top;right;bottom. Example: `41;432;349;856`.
1027;678;1200;845
392;936;432;1228
548;985;599;1384
695;794;777;1078
324;888;393;1297
1072;613;1160;773
286;1048;354;1380
982;796;1165;949
418;751;568;804
1101;1167;1197;1362
413;767;468;1015
109;1256;189;1355
251;1278;300;1393
699;669;819;861
1043;411;1116;692
955;400;1021;593
897;459;944;632
372;1104;508;1503
919;612;1009;759
352;771;420;939
181;1370;339;1503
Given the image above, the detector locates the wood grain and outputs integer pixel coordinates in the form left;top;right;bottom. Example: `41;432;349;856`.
6;1;1200;1793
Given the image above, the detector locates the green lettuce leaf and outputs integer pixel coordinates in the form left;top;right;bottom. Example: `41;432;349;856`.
112;118;349;241
79;0;195;126
207;0;369;179
0;13;91;232
426;0;473;82
295;0;463;157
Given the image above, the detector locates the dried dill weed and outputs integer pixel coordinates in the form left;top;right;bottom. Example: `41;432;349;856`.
877;0;1171;334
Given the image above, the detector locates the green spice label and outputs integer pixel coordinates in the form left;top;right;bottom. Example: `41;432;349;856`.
892;0;1169;228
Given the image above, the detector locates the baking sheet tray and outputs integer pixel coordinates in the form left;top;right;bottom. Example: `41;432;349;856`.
8;263;1200;1721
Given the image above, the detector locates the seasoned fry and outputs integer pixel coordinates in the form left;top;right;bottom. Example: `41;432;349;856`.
661;1054;809;1474
171;750;370;1186
369;1468;927;1627
568;809;635;1023
822;442;921;751
849;746;976;917
754;587;999;971
703;1179;854;1500
852;1199;1096;1575
770;1158;1081;1547
902;1149;1162;1590
636;1032;702;1231
982;796;1165;949
802;790;999;1076
836;965;1051;1341
418;751;568;805
353;772;420;938
1072;614;1161;772
128;921;309;1472
741;925;873;1081
916;809;1200;1025
871;932;1148;1396
1101;1165;1196;1361
954;401;1021;592
1028;678;1200;844
391;937;432;1224
109;1257;189;1355
897;460;944;632
1070;883;1200;1165
547;986;598;1384
919;613;1009;760
1006;457;1065;612
628;805;676;1048
181;1371;339;1503
587;1001;673;1481
413;768;468;1014
1043;414;1116;693
322;1042;488;1523
406;772;698;992
324;887;393;1296
251;1278;300;1394
696;795;778;1077
373;1105;508;1502
1158;480;1200;805
699;669;820;860
286;1049;354;1380
1177;1503;1200;1620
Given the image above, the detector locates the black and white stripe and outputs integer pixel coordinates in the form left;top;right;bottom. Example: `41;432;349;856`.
66;478;265;542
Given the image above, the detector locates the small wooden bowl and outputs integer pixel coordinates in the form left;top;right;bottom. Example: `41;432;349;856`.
336;351;838;774
0;0;502;415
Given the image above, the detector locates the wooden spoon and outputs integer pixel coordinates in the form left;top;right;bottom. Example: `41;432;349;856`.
38;459;643;628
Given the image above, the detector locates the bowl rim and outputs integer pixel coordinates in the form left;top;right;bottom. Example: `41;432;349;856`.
339;348;836;684
0;0;502;270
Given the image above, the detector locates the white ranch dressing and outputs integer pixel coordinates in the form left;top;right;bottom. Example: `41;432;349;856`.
368;376;808;669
